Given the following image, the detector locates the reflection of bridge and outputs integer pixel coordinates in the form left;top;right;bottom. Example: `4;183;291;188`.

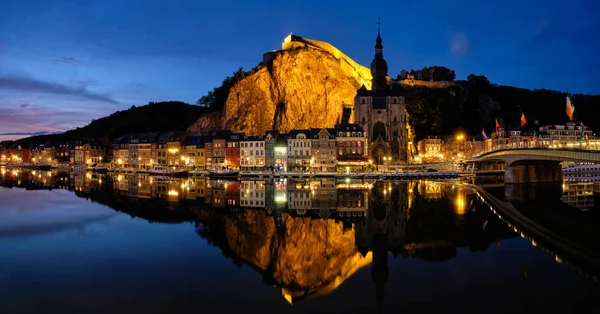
469;148;600;183
471;183;600;277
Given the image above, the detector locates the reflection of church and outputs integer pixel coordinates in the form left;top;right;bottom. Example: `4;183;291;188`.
355;181;408;313
353;22;408;165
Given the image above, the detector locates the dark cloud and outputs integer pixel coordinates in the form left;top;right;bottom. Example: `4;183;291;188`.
0;131;62;136
0;106;100;136
0;213;116;239
0;76;118;104
54;56;80;65
76;79;99;87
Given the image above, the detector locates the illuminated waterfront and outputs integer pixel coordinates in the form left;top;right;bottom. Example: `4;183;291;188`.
1;169;599;313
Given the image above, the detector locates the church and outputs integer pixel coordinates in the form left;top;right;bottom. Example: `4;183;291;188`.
353;21;408;165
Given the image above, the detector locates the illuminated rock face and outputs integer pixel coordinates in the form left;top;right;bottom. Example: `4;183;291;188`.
224;210;369;298
189;46;365;136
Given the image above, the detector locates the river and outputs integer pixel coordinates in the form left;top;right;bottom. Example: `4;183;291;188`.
1;169;599;313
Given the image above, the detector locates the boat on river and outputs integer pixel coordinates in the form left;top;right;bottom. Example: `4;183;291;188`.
209;169;239;177
148;166;188;177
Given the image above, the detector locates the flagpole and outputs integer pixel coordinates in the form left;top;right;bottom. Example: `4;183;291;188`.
567;89;585;147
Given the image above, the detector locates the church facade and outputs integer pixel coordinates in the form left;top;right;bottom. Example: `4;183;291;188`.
353;24;408;165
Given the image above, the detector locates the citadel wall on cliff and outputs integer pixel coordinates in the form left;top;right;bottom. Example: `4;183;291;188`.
188;35;425;139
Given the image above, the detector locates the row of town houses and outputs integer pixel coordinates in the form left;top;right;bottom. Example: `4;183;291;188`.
0;124;370;172
2;121;597;170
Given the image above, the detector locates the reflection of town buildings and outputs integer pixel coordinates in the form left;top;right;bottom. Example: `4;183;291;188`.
418;180;444;200
240;180;266;208
309;178;337;218
562;181;595;210
3;170;529;310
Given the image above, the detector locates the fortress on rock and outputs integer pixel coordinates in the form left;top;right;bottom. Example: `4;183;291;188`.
263;23;409;164
190;21;412;165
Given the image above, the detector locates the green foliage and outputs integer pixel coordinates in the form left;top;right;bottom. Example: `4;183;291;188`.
196;64;262;111
397;66;456;82
197;67;248;110
404;75;600;141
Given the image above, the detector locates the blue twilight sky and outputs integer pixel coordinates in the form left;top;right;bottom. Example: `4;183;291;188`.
1;0;599;140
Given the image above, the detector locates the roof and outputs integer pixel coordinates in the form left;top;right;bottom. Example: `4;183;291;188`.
242;135;265;141
228;132;244;142
310;128;336;139
288;129;311;138
335;124;364;132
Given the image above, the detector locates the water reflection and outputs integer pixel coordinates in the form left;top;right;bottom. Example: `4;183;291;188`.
477;179;600;280
1;168;599;309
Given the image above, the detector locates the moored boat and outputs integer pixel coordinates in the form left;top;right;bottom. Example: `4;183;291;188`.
149;166;188;177
209;169;239;177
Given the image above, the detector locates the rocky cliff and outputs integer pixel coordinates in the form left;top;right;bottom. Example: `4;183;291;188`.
188;45;366;136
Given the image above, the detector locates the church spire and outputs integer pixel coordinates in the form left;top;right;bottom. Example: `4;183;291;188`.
370;17;388;93
375;17;383;56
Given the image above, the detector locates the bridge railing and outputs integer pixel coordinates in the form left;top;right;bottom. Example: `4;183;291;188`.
470;139;600;159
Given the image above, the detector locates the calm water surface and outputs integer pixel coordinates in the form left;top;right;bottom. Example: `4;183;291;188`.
1;169;599;314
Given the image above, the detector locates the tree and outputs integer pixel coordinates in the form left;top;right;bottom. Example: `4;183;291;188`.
447;70;456;81
467;74;490;85
420;66;432;81
397;69;409;80
197;67;249;110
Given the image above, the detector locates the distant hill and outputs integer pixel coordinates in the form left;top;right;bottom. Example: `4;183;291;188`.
188;34;600;141
403;75;600;141
16;101;209;145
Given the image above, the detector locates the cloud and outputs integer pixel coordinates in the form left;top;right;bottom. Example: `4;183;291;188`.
19;103;29;108
54;56;81;65
0;213;117;239
0;131;62;136
449;32;471;56
0;75;118;104
76;79;99;87
0;105;101;136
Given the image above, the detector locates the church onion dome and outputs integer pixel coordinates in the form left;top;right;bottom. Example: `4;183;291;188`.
370;18;388;80
370;56;388;78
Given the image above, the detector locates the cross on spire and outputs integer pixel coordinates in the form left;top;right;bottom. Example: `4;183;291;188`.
377;17;381;33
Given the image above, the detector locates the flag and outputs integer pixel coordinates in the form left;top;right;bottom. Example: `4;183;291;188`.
520;112;527;127
495;118;499;134
482;127;488;140
566;95;575;121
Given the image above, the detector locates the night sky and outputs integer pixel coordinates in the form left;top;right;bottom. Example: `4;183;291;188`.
1;0;598;140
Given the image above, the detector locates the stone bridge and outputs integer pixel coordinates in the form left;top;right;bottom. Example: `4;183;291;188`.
468;148;600;184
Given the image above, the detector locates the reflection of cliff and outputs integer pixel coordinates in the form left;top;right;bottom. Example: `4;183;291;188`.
223;209;371;303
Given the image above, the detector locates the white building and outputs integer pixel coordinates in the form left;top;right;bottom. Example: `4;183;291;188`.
287;130;312;172
240;135;265;171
